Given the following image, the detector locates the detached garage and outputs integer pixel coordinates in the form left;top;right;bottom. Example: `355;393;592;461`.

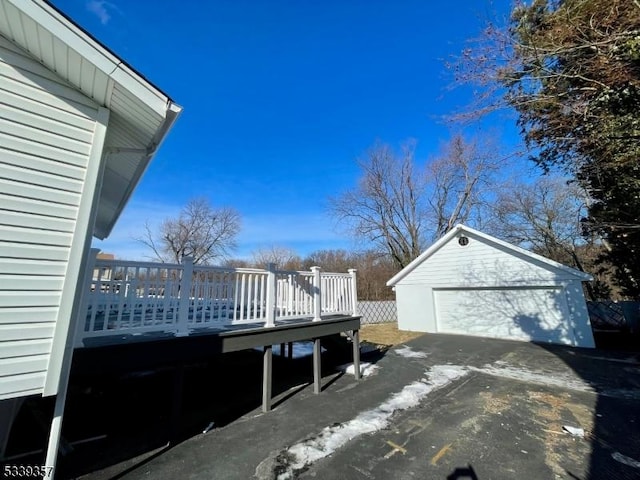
387;225;595;348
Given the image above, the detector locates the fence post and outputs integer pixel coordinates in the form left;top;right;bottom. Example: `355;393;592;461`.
176;256;194;336
348;268;358;316
311;266;322;322
265;263;276;327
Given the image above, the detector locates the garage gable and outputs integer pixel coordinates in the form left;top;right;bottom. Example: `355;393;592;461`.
387;225;592;288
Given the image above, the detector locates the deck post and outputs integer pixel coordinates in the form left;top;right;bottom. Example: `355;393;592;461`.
73;248;100;347
176;256;194;336
311;266;322;322
352;329;361;380
313;338;322;393
262;345;273;412
348;269;358;316
265;263;276;327
44;246;104;478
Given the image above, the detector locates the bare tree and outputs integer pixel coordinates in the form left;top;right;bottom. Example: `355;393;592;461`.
303;248;398;300
330;136;499;268
251;245;302;270
351;250;398;301
222;258;250;268
450;0;640;296
487;176;617;299
302;249;352;272
489;177;587;261
138;197;241;264
329;140;425;268
427;134;499;239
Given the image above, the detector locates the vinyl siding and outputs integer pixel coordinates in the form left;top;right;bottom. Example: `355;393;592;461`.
0;35;100;400
398;231;576;287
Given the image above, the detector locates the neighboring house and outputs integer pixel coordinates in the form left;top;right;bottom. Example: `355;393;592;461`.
387;225;595;348
94;252;115;282
0;0;181;469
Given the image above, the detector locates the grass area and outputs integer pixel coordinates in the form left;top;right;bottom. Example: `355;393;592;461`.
359;322;424;347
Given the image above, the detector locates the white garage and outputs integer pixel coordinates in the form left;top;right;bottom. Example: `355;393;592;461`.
387;225;596;348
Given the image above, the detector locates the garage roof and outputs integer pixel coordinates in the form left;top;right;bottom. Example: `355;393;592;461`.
387;224;593;286
0;0;182;239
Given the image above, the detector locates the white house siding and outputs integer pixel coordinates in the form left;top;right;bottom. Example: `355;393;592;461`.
396;231;576;288
0;35;102;400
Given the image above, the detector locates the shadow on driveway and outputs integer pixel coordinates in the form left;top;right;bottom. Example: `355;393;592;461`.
4;340;389;480
516;312;640;479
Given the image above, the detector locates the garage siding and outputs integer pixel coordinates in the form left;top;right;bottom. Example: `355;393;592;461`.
395;284;434;333
398;232;575;287
0;35;100;400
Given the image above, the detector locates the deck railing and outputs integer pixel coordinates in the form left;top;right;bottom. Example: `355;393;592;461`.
75;254;358;346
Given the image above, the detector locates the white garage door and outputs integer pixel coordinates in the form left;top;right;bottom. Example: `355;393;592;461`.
433;288;575;345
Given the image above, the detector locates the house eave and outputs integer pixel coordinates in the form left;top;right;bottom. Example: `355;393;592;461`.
94;102;182;239
0;0;183;239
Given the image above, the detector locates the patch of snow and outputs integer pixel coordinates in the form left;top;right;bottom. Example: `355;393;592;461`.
336;362;379;378
598;388;640;400
273;365;469;479
394;345;428;358
275;342;321;358
612;452;640;469
252;342;325;359
202;421;215;434
260;358;640;479
575;353;639;365
562;425;585;437
470;364;595;393
472;363;640;400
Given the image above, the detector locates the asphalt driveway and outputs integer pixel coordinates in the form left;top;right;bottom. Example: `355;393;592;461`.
60;333;640;480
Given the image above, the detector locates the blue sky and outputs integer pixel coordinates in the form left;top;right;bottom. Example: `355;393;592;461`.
52;0;517;260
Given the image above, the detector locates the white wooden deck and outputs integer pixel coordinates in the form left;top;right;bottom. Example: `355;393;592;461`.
75;255;359;348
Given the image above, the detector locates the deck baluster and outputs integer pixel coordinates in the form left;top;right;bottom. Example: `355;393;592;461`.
176;257;194;336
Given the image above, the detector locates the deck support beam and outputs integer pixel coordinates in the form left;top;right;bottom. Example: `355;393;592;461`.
352;329;361;380
313;338;322;394
262;345;273;412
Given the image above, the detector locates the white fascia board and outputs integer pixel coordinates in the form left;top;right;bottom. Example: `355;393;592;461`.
8;0;119;74
11;0;170;113
386;224;593;287
110;65;170;116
